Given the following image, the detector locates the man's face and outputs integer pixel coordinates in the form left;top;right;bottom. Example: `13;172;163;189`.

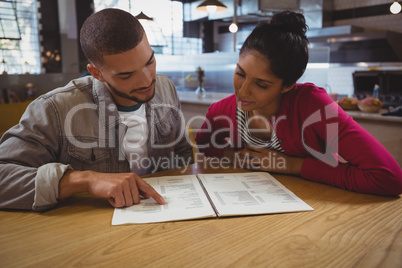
89;34;157;106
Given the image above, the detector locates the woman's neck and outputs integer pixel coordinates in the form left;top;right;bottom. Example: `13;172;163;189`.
251;94;282;120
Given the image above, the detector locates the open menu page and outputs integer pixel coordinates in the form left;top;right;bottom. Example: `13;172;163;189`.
111;172;313;225
198;172;314;216
111;175;216;225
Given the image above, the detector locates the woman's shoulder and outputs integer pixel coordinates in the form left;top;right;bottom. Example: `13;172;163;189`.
286;83;332;103
294;82;326;95
218;93;237;103
209;93;236;111
279;82;337;118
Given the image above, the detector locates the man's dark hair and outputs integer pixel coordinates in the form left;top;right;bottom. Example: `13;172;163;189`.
80;8;144;67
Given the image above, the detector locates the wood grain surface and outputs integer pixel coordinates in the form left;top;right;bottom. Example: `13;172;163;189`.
1;161;401;267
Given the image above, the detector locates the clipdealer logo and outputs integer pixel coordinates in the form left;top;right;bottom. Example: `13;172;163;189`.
63;101;340;168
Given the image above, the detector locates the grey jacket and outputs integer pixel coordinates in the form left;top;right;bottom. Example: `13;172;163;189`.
0;74;194;211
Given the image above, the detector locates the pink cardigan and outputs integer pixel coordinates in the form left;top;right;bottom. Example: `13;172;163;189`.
195;83;402;196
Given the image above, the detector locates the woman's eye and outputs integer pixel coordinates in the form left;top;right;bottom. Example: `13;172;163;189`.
257;83;268;89
236;72;245;77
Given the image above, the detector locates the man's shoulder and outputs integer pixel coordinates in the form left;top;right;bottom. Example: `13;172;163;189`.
155;73;171;83
37;76;95;111
154;73;178;104
42;76;94;99
155;74;175;92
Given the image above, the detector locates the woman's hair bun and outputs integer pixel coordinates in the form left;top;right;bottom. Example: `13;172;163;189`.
270;11;307;37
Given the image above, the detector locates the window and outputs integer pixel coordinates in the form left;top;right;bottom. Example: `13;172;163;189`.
0;0;21;40
0;0;40;74
94;0;201;55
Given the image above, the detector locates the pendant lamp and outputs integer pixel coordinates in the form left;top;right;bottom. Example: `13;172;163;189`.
135;11;154;22
390;1;401;14
196;0;227;12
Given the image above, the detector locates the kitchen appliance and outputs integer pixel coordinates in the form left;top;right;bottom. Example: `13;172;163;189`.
352;70;402;108
308;29;402;63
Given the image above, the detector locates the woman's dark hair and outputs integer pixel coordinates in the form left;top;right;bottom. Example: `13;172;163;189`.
80;8;144;67
240;11;309;88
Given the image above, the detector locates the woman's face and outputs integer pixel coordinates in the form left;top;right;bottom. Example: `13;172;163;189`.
233;51;293;116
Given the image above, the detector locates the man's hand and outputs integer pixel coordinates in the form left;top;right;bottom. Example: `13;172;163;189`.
59;170;165;207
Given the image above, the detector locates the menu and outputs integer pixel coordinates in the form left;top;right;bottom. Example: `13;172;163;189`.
111;172;313;225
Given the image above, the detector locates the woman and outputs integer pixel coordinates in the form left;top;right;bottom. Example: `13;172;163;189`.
195;11;402;196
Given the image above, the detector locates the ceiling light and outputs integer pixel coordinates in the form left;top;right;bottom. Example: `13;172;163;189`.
229;22;238;33
196;0;227;12
135;11;154;22
390;1;401;14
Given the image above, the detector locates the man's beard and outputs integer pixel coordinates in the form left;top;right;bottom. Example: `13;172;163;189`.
106;79;156;104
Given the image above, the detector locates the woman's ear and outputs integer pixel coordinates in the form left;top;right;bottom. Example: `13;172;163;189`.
281;83;295;94
87;63;105;82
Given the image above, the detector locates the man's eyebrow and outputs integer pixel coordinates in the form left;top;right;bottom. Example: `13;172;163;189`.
236;63;244;72
146;51;155;65
115;71;134;76
115;51;155;76
236;63;273;84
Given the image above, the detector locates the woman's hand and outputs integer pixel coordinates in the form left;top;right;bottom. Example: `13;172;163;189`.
225;145;304;175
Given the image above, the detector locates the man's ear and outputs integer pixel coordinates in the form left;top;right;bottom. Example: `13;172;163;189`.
281;83;295;94
87;63;105;82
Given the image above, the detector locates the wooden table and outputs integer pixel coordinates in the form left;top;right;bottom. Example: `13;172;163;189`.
1;162;401;267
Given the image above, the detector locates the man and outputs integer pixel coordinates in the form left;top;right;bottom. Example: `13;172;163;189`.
0;8;193;211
